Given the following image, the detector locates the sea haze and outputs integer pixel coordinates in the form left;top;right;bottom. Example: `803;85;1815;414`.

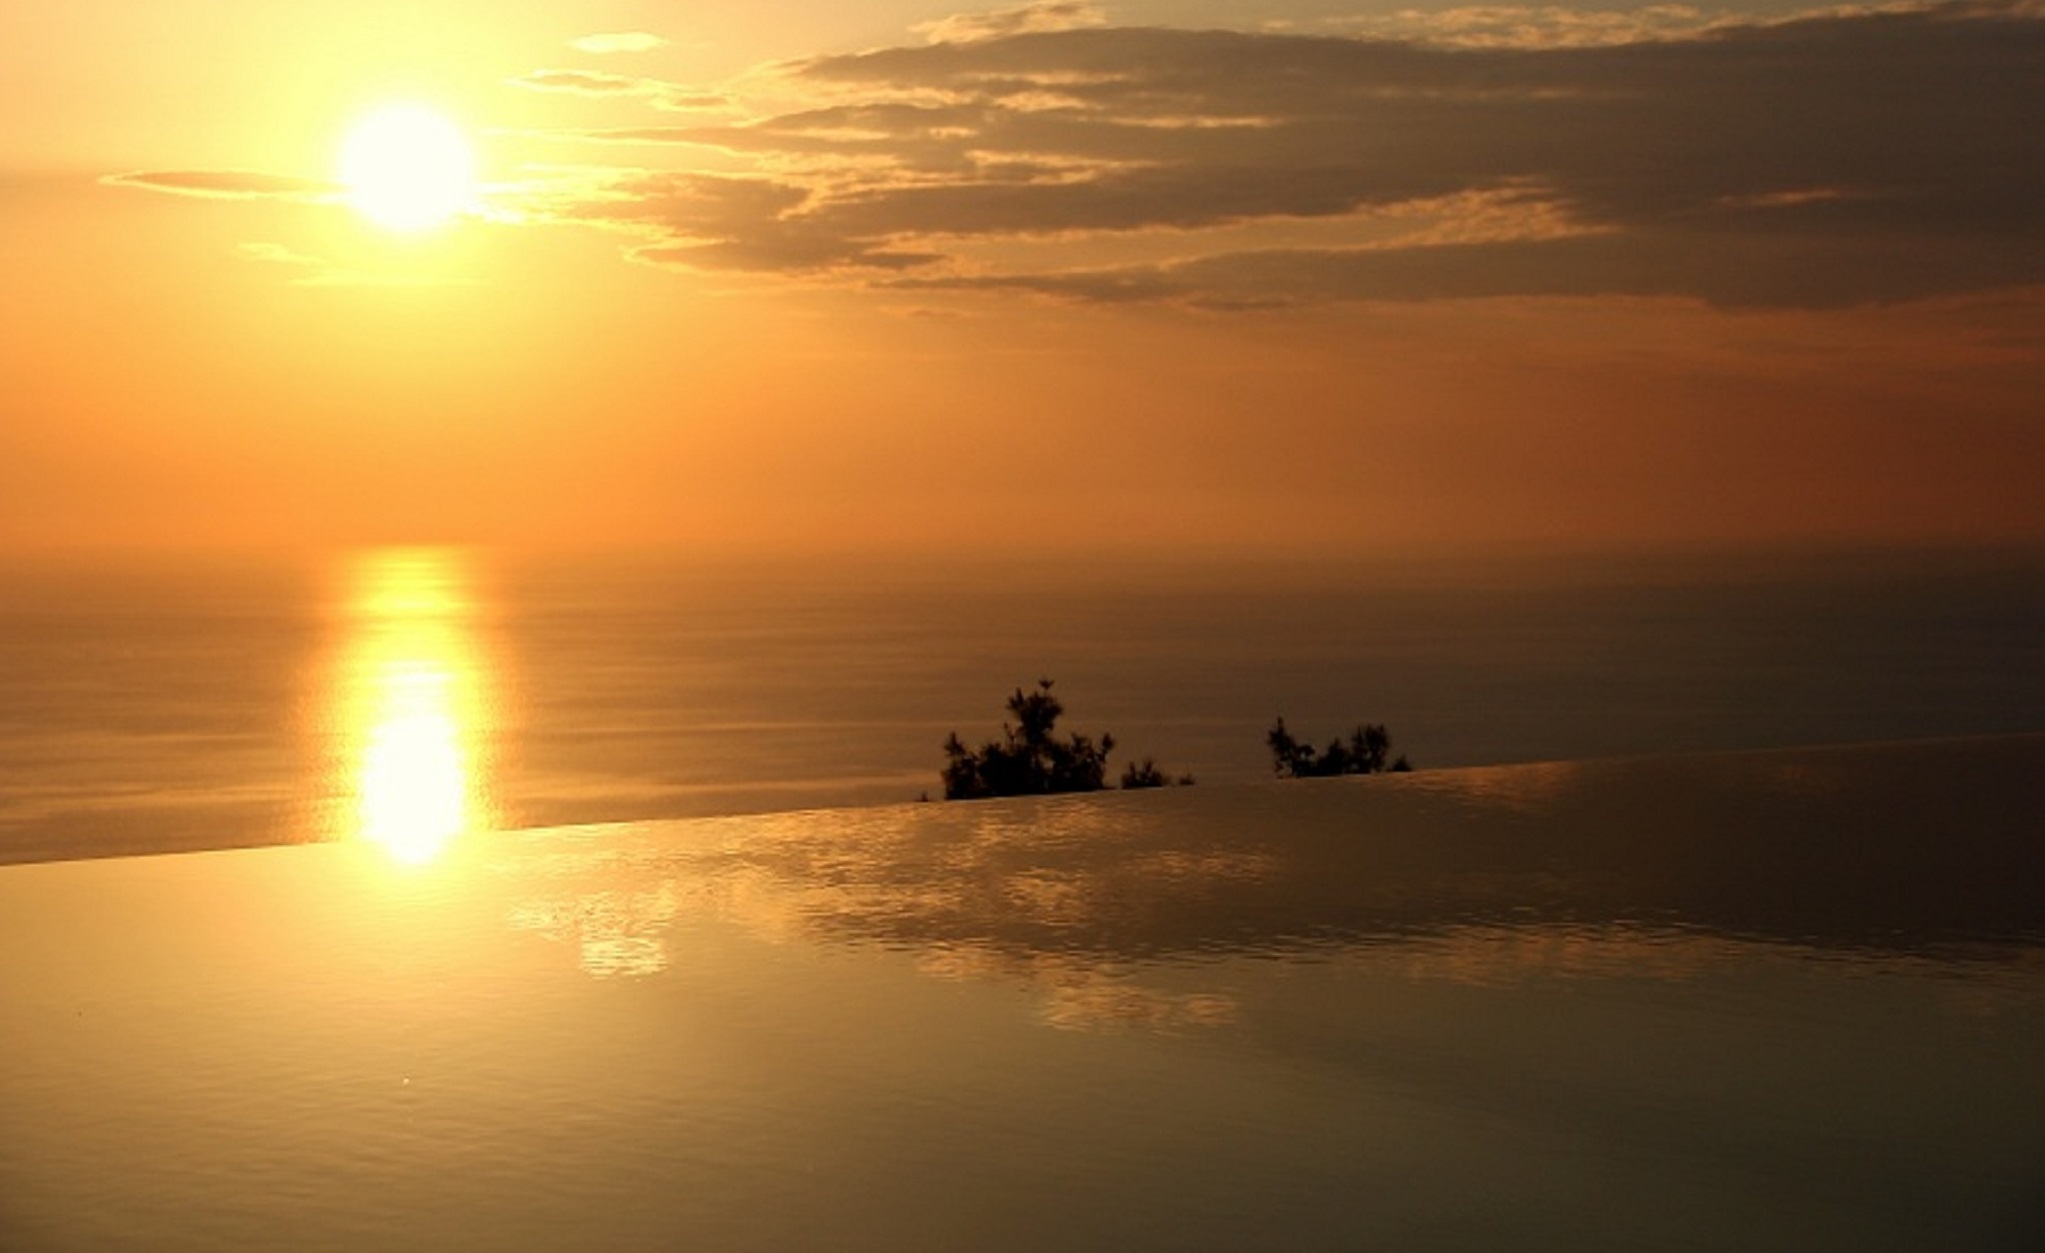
1;547;2042;863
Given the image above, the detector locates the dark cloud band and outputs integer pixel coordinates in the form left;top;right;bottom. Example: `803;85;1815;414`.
116;2;2045;308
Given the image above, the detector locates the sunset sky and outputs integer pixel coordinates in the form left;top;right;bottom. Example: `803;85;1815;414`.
3;0;2041;556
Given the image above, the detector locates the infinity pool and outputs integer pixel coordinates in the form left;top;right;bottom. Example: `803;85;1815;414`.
3;738;2041;1250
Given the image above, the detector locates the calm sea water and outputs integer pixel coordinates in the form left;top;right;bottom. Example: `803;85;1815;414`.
3;739;2041;1250
1;546;2042;862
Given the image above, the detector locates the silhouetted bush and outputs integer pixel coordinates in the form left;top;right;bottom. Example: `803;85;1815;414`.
942;680;1189;799
1267;717;1412;778
1121;757;1193;789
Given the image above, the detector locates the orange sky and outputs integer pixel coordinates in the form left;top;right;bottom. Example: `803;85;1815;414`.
3;0;2042;557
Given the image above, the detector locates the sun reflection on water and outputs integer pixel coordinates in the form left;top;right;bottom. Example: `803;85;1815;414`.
326;550;502;864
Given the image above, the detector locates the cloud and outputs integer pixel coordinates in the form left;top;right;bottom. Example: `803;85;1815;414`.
233;240;474;287
889;230;2045;310
568;31;668;54
508;70;729;111
1326;4;1734;48
914;2;1109;44
134;2;2045;309
654;0;2041;306
102;170;336;201
534;171;944;273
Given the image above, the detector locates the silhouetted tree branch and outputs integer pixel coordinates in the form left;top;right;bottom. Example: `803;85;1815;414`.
941;680;1189;799
1120;757;1195;789
1267;717;1412;778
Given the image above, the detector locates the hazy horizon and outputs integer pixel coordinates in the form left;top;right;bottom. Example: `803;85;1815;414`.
5;544;2040;865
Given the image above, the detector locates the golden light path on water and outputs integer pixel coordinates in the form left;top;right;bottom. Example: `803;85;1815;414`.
326;549;501;864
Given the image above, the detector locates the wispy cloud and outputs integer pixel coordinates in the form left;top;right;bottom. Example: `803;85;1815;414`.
235;240;477;287
1324;4;1734;48
110;2;2045;309
102;170;336;201
519;0;2045;306
914;1;1109;44
568;31;668;55
508;70;730;111
521;170;945;273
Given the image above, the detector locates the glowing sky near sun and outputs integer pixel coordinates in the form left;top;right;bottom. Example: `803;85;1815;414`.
1;0;2041;555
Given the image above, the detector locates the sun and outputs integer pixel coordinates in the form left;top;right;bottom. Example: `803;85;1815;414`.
338;104;477;233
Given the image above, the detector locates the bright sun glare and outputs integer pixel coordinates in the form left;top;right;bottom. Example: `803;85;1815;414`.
339;104;476;232
337;550;495;866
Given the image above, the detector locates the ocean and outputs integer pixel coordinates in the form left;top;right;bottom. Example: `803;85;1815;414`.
2;546;2042;862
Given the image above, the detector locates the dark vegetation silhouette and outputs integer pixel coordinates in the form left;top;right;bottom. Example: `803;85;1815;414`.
1267;717;1412;777
1120;757;1197;789
942;680;1191;800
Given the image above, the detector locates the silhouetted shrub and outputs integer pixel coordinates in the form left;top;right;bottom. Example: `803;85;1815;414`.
1267;717;1412;778
1121;758;1167;789
942;680;1189;799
